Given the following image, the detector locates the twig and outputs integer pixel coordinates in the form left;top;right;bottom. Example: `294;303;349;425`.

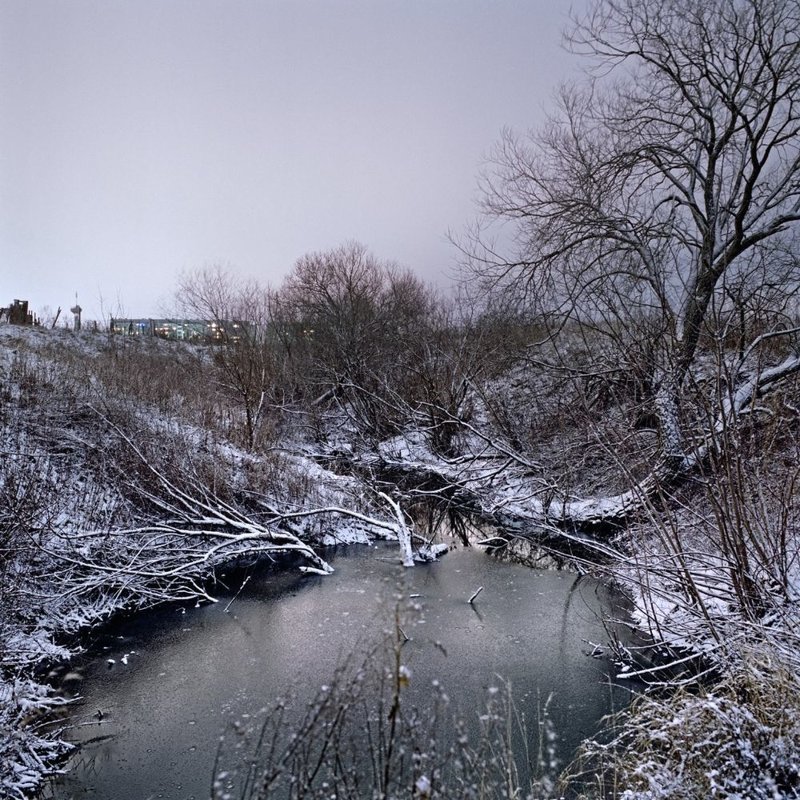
468;586;484;604
224;574;252;613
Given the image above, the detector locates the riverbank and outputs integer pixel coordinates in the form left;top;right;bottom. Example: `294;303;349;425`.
0;327;405;797
2;324;800;798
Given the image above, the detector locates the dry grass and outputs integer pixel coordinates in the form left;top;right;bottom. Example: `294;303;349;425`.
564;648;800;799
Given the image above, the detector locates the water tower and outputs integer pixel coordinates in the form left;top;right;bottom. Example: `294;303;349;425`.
70;296;82;331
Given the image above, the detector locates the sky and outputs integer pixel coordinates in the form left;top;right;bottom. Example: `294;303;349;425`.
1;0;586;322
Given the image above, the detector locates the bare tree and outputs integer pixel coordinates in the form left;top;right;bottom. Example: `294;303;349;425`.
273;242;445;441
176;266;279;450
462;0;800;507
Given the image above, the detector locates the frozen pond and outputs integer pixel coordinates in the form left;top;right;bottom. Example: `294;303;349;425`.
48;544;635;799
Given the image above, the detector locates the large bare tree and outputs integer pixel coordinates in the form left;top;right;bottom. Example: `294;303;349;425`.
463;0;800;516
273;242;453;441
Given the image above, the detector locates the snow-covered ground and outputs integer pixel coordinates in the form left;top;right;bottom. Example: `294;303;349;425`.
2;322;799;798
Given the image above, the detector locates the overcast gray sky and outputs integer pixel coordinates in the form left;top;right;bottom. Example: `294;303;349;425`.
1;0;585;322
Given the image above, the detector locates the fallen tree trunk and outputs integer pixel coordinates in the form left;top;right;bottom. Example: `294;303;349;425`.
355;353;800;560
40;408;446;615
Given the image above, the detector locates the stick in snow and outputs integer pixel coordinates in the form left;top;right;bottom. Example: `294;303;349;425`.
377;490;415;567
224;575;252;613
468;586;483;604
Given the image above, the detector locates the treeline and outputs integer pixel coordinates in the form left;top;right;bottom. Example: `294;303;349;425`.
169;241;527;455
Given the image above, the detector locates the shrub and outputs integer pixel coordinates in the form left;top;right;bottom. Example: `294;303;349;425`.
565;649;800;799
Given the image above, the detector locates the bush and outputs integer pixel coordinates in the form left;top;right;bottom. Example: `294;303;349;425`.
566;649;800;799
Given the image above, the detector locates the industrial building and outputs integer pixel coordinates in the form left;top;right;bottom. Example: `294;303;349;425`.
109;318;250;343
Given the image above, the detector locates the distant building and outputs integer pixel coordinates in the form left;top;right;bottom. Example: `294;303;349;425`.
110;318;251;343
70;302;82;331
1;299;36;325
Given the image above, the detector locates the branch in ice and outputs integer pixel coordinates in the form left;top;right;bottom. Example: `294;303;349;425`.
377;491;415;567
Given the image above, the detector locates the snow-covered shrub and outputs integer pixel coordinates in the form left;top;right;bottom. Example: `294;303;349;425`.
566;649;800;799
0;678;71;800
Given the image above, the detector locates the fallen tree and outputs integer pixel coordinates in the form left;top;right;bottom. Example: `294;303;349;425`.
339;345;800;574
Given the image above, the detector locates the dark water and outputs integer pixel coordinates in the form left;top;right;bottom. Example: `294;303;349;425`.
48;544;635;800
